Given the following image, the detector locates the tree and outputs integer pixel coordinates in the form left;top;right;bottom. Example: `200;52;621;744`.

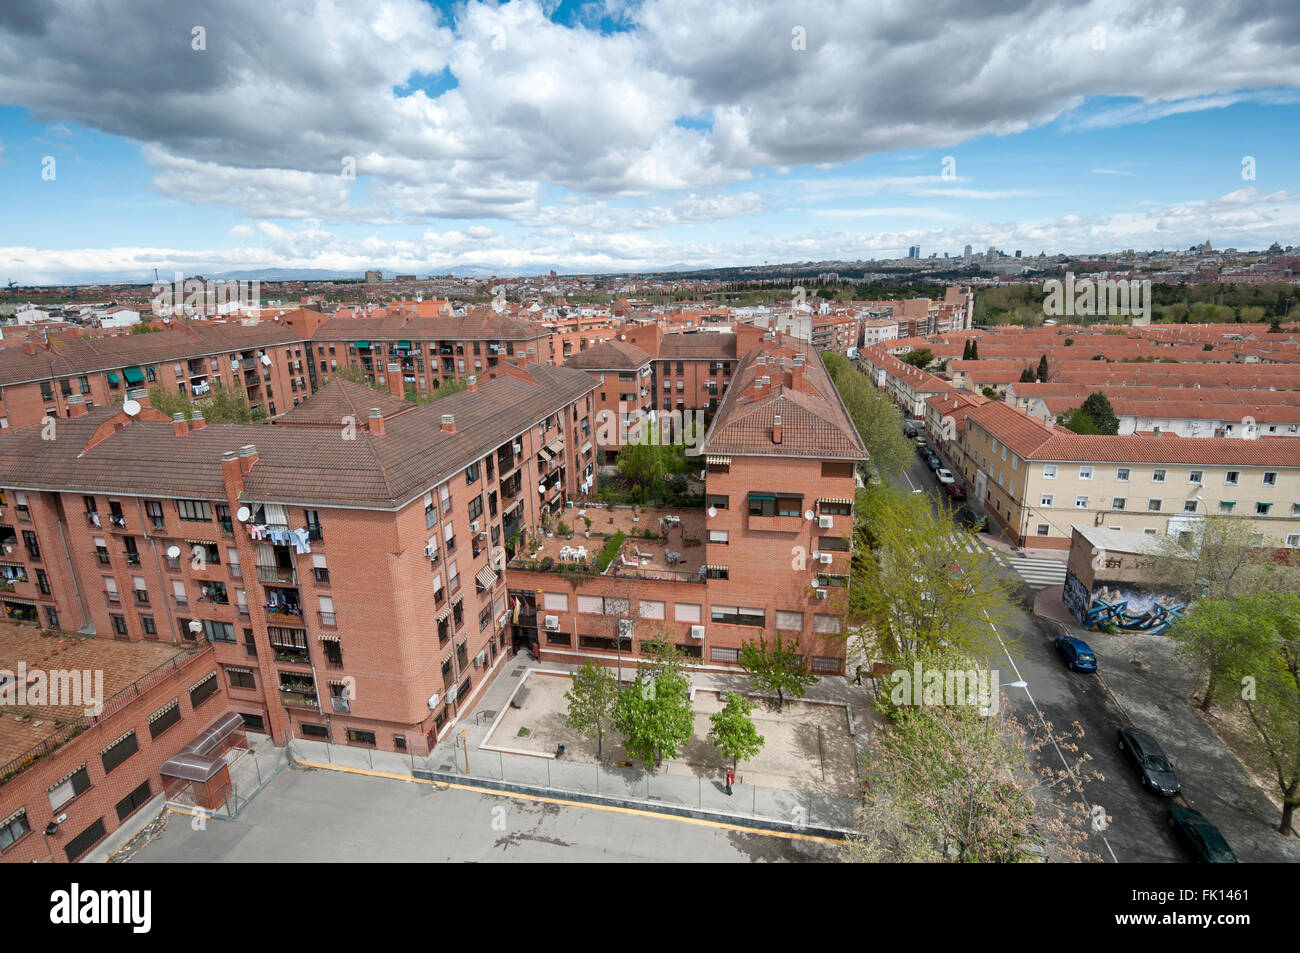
564;660;619;759
969;339;979;360
1147;515;1299;605
146;382;256;423
848;485;1013;660
822;352;912;479
900;347;934;369
1168;595;1275;712
613;638;695;770
1079;392;1119;435
845;697;1098;862
739;633;817;711
1036;354;1049;382
707;691;765;770
1216;594;1300;834
1018;367;1036;383
1061;408;1102;435
615;440;670;500
961;340;971;360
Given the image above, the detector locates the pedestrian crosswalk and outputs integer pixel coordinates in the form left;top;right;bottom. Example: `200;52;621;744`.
944;533;1068;589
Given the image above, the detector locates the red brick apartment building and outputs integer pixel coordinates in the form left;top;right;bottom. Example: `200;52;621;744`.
509;334;867;675
0;627;232;863
0;363;598;768
0;317;322;431
563;339;656;444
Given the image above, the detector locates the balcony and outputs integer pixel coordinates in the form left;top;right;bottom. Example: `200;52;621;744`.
107;513;128;531
83;510;103;528
746;513;805;534
318;610;337;627
257;564;299;586
92;550;111;566
279;689;319;710
104;589;121;605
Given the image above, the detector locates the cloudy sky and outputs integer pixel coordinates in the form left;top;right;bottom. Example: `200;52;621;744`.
1;0;1298;284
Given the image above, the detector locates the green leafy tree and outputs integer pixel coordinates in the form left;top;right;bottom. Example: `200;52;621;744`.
1079;392;1119;435
616;440;669;499
969;339;979;360
900;347;934;369
1018;367;1036;383
707;691;765;770
739;633;817;711
1148;515;1299;605
1168;595;1275;712
564;660;619;758
613;639;695;770
200;382;255;423
1061;408;1102;435
1036;354;1049;382
822;352;912;479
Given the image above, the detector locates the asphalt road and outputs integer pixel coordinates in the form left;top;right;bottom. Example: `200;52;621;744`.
891;427;1299;864
131;769;840;863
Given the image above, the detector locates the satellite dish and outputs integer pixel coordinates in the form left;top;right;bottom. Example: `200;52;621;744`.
707;506;717;519
122;399;141;417
804;509;815;521
538;483;546;494
166;545;181;559
236;506;251;522
811;578;821;588
261;354;272;366
811;551;821;560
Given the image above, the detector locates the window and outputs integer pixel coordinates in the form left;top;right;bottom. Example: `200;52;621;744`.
1152;469;1166;483
775;610;803;631
710;647;739;663
578;595;605;614
818;535;850;552
141;614;156;637
1074;496;1089;509
1147;499;1162;512
1039;494;1054;507
148;700;181;739
176;499;211;521
1263;471;1277;487
0;809;29;850
542;592;568;612
110;613;127;636
226;667;256;690
674;603;701;623
1225;471;1240;486
465;461;480;484
638;600;665;620
100;730;139;774
708;529;729;544
301;723;330;740
1219;501;1235;514
1188;470;1203;484
1042;465;1057;480
1287;535;1300;548
1112;497;1126;511
812;614;842;634
64;818;106;863
189;672;219;708
710;606;764;626
811;657;841;674
1183;500;1198;513
1256;502;1272;516
1036;524;1049;536
115;780;153;823
1115;468;1130;482
48;766;91;811
1078;466;1093;480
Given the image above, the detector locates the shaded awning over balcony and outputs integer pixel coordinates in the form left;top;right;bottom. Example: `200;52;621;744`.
546;438;565;455
160;710;244;782
436;605;452;622
123;365;145;385
354;341;371;349
705;456;731;465
475;566;499;590
817;497;853;506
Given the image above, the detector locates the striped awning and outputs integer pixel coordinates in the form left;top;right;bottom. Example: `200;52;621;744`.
326;678;348;687
706;456;731;465
537;447;553;462
817;498;853;506
475;566;499;590
436;605;452;622
317;634;340;643
546;438;565;454
580;440;592;455
224;666;253;675
451;592;463;606
703;564;729;572
184;538;215;546
1;596;35;606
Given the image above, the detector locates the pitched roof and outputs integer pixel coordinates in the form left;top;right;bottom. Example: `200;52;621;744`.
272;378;414;427
657;333;738;361
0;364;597;509
311;311;543;342
563;339;652;371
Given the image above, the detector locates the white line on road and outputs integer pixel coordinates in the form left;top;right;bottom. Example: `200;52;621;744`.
983;609;1119;864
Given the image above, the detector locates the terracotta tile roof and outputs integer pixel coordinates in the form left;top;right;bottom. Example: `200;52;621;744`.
966;401;1300;467
563;339;652;371
311;311;543;342
272;379;414;427
701;337;866;460
656;334;738;361
0;364;597;509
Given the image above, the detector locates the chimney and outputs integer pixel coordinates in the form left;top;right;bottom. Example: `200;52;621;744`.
67;395;88;418
22;340;35;356
221;450;243;496
368;407;385;437
466;375;478;393
772;413;783;445
516;354;528;368
441;413;456;434
172;412;188;437
238;444;259;474
790;362;804;390
189;408;206;432
386;362;404;398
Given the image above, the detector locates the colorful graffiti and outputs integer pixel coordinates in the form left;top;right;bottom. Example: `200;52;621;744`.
1062;570;1186;635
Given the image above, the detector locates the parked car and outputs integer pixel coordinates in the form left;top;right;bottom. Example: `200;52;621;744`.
926;454;942;471
1167;806;1238;863
945;482;967;500
914;436;929;451
1054;634;1097;672
1117;727;1181;795
903;423;917;438
936;468;956;485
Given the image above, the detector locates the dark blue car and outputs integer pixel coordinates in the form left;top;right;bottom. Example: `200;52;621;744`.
1055;635;1097;672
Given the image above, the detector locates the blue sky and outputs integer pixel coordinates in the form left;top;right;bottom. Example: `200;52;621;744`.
0;0;1298;283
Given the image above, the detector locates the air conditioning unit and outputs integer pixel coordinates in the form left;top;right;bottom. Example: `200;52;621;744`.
818;515;834;529
690;625;705;640
513;442;522;453
819;552;833;564
426;692;440;709
544;615;560;630
475;651;487;667
470;520;480;533
617;619;633;638
424;543;438;559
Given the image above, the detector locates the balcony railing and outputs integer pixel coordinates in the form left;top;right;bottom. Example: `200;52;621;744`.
319;611;337;627
104;590;121;604
280;690;319;709
257;565;299;585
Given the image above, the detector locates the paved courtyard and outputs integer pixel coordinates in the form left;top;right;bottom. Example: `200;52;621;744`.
485;670;861;797
131;767;838;863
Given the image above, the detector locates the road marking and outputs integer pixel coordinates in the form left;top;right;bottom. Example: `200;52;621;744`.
982;610;1119;863
288;758;843;846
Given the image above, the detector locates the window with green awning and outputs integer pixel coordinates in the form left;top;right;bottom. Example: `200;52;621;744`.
354;341;371;350
122;366;145;384
106;372;121;385
396;340;412;350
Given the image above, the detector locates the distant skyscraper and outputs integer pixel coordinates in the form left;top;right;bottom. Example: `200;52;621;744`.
908;245;920;259
963;245;972;263
1014;250;1022;258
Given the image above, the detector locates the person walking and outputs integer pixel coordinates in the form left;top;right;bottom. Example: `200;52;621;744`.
725;767;734;796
